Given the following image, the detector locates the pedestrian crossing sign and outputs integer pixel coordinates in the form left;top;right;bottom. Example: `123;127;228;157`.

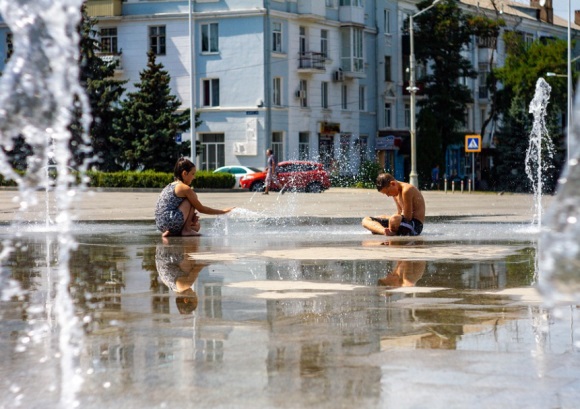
465;134;481;153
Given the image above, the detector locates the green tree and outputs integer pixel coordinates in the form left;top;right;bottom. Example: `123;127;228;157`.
494;95;531;192
71;5;126;171
493;33;569;191
412;0;478;181
112;50;193;171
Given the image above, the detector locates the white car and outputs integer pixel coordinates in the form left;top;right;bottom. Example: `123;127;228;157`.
213;166;262;188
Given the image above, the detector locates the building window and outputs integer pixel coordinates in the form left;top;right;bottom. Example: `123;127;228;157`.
321;29;328;57
478;63;489;98
299;79;308;108
200;133;225;170
299;132;310;160
340;0;363;6
384;103;392;128
5;32;13;62
325;0;335;7
321;82;329;109
384;56;392;81
341;85;348;110
149;26;166;55
201;23;219;53
299;26;307;54
273;77;281;106
340;27;363;72
359;86;365;111
202;78;220;107
404;103;410;128
272;132;284;161
272;22;282;53
384;9;391;34
100;28;118;54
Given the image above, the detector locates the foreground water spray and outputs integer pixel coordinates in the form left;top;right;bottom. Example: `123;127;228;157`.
0;0;89;407
539;82;580;305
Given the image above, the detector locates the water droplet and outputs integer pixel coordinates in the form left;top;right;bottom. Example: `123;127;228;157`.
570;158;578;166
103;382;111;389
567;216;577;224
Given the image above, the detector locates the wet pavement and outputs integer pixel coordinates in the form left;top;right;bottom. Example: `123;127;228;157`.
1;189;579;409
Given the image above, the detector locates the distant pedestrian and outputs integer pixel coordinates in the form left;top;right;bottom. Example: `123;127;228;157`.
431;164;440;190
155;158;235;236
263;148;284;194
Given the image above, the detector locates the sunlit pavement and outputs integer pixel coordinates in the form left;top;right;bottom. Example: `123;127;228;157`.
1;188;579;409
0;187;551;223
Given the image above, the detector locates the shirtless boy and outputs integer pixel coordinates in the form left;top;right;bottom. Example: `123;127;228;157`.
362;173;425;236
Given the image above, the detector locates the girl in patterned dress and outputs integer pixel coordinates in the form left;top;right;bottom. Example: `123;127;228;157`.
155;158;235;236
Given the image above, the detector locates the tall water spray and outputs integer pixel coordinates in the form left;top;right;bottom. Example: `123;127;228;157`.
539;83;580;305
525;78;555;228
0;0;89;407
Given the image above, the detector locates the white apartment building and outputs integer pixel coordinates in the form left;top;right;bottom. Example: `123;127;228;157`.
0;0;577;184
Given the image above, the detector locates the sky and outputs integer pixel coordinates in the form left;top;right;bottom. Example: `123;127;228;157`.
551;0;574;21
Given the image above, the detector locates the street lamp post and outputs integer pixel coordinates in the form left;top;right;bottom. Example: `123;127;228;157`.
189;0;196;161
408;0;441;188
567;0;572;161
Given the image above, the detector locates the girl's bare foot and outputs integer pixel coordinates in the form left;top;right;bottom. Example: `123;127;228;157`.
162;230;171;237
182;229;201;236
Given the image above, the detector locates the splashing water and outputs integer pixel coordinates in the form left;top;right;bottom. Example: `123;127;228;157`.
0;0;90;407
525;78;555;228
539;82;580;306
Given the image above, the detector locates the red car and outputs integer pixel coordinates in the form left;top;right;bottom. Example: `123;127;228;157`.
240;160;331;193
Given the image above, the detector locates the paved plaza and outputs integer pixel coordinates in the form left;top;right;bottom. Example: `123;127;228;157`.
2;187;580;409
0;187;550;223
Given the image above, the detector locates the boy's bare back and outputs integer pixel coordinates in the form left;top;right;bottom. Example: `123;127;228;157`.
396;181;425;223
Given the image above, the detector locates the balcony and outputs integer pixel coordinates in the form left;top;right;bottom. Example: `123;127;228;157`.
339;5;365;26
298;52;326;72
86;0;122;17
297;0;326;20
98;53;123;73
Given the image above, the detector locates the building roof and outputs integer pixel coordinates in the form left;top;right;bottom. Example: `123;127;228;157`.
460;0;580;30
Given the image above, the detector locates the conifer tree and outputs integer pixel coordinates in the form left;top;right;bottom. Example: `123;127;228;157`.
112;50;192;171
72;5;126;171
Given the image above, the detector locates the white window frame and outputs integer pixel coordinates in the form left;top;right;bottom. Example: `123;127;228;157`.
272;21;283;53
201;22;219;53
272;132;284;161
299;79;308;108
384;103;392;128
321;81;329;109
321;29;328;58
299;132;310;160
202;78;220;107
100;27;118;54
384;9;391;34
200;133;225;171
273;77;282;106
299;26;307;54
149;25;166;55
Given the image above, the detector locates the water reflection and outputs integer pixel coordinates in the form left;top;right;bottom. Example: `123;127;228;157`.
154;240;205;314
2;227;575;408
378;260;426;287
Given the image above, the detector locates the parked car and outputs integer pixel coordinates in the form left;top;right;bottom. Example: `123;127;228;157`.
239;160;331;193
213;166;262;188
